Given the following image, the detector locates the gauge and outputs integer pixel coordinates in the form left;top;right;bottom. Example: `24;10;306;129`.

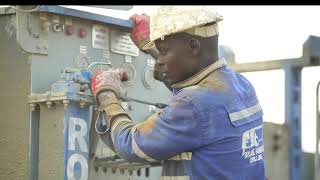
143;67;156;89
74;54;90;69
120;62;136;85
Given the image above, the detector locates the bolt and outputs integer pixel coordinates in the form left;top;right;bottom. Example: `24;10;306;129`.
94;166;99;172
43;44;48;50
63;100;70;109
103;167;107;173
36;45;41;50
273;144;280;152
42;21;50;31
90;153;95;159
80;101;85;108
46;101;52;108
30;103;36;111
112;168;116;174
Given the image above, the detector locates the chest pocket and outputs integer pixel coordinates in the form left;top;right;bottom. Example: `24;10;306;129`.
225;96;263;127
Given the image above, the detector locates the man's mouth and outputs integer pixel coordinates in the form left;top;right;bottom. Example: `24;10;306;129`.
162;72;169;79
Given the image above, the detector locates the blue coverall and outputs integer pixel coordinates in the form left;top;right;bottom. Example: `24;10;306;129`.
97;58;265;180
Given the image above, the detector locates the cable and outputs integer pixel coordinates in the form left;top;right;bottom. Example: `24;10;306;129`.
10;5;42;13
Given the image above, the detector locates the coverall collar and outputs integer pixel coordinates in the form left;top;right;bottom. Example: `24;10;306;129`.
171;58;227;90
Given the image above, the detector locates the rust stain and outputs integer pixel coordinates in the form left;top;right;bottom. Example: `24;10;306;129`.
137;112;159;135
169;94;193;107
199;74;228;93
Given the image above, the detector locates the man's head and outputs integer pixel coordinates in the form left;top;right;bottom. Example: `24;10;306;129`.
154;32;219;85
145;6;223;85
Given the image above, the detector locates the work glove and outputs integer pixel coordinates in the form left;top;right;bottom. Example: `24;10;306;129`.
92;69;130;135
91;68;127;103
129;14;151;50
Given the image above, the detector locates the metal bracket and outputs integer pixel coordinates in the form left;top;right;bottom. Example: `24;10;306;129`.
16;11;48;55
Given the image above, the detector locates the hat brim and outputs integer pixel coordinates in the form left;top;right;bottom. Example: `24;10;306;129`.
142;40;156;50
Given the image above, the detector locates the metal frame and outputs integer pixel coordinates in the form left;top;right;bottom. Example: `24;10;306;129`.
29;105;40;180
284;66;303;180
315;81;320;180
0;6;133;30
38;6;133;30
228;36;320;180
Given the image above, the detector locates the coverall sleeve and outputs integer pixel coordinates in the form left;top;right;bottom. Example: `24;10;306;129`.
108;92;204;163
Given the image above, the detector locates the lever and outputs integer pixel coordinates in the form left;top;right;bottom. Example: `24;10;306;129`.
122;97;168;109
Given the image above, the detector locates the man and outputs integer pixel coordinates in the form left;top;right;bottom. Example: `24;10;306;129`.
92;6;265;179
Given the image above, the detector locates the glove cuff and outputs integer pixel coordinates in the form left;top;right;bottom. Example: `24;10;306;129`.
104;103;130;120
94;86;121;101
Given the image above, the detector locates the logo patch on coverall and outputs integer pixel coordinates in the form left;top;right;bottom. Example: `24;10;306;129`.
241;125;264;163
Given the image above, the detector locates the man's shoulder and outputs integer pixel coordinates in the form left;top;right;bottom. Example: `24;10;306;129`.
175;66;258;106
173;85;228;108
200;66;257;97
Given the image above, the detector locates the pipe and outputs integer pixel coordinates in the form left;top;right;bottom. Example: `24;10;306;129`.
315;81;320;180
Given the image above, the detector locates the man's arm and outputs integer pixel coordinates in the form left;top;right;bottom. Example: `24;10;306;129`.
96;91;203;163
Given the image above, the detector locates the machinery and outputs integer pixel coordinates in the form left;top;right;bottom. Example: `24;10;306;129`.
0;5;319;180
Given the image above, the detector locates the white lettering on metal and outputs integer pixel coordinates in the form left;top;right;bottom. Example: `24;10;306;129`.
67;153;88;180
68;117;88;152
92;25;109;50
67;117;89;180
110;30;139;57
79;45;87;55
124;55;132;63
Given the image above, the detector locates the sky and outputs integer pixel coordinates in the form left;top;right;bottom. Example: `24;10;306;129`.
4;5;320;153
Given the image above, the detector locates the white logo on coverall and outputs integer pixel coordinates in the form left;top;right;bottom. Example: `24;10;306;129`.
242;125;264;163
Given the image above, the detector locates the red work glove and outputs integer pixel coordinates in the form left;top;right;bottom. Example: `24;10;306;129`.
91;68;127;103
129;14;150;50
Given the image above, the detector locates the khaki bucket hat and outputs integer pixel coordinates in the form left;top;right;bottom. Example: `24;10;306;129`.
143;6;223;50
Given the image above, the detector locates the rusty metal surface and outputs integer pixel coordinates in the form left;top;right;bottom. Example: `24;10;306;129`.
0;14;30;180
38;104;65;180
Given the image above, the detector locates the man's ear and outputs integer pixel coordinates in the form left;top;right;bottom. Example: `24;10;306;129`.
189;38;201;56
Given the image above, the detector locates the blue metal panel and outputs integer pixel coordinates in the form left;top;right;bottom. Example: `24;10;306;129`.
38;6;133;29
64;104;91;180
285;66;303;180
29;106;40;180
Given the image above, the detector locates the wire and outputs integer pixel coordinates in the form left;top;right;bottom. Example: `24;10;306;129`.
10;5;42;13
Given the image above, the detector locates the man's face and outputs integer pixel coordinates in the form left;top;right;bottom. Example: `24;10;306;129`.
155;34;197;85
153;62;172;91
